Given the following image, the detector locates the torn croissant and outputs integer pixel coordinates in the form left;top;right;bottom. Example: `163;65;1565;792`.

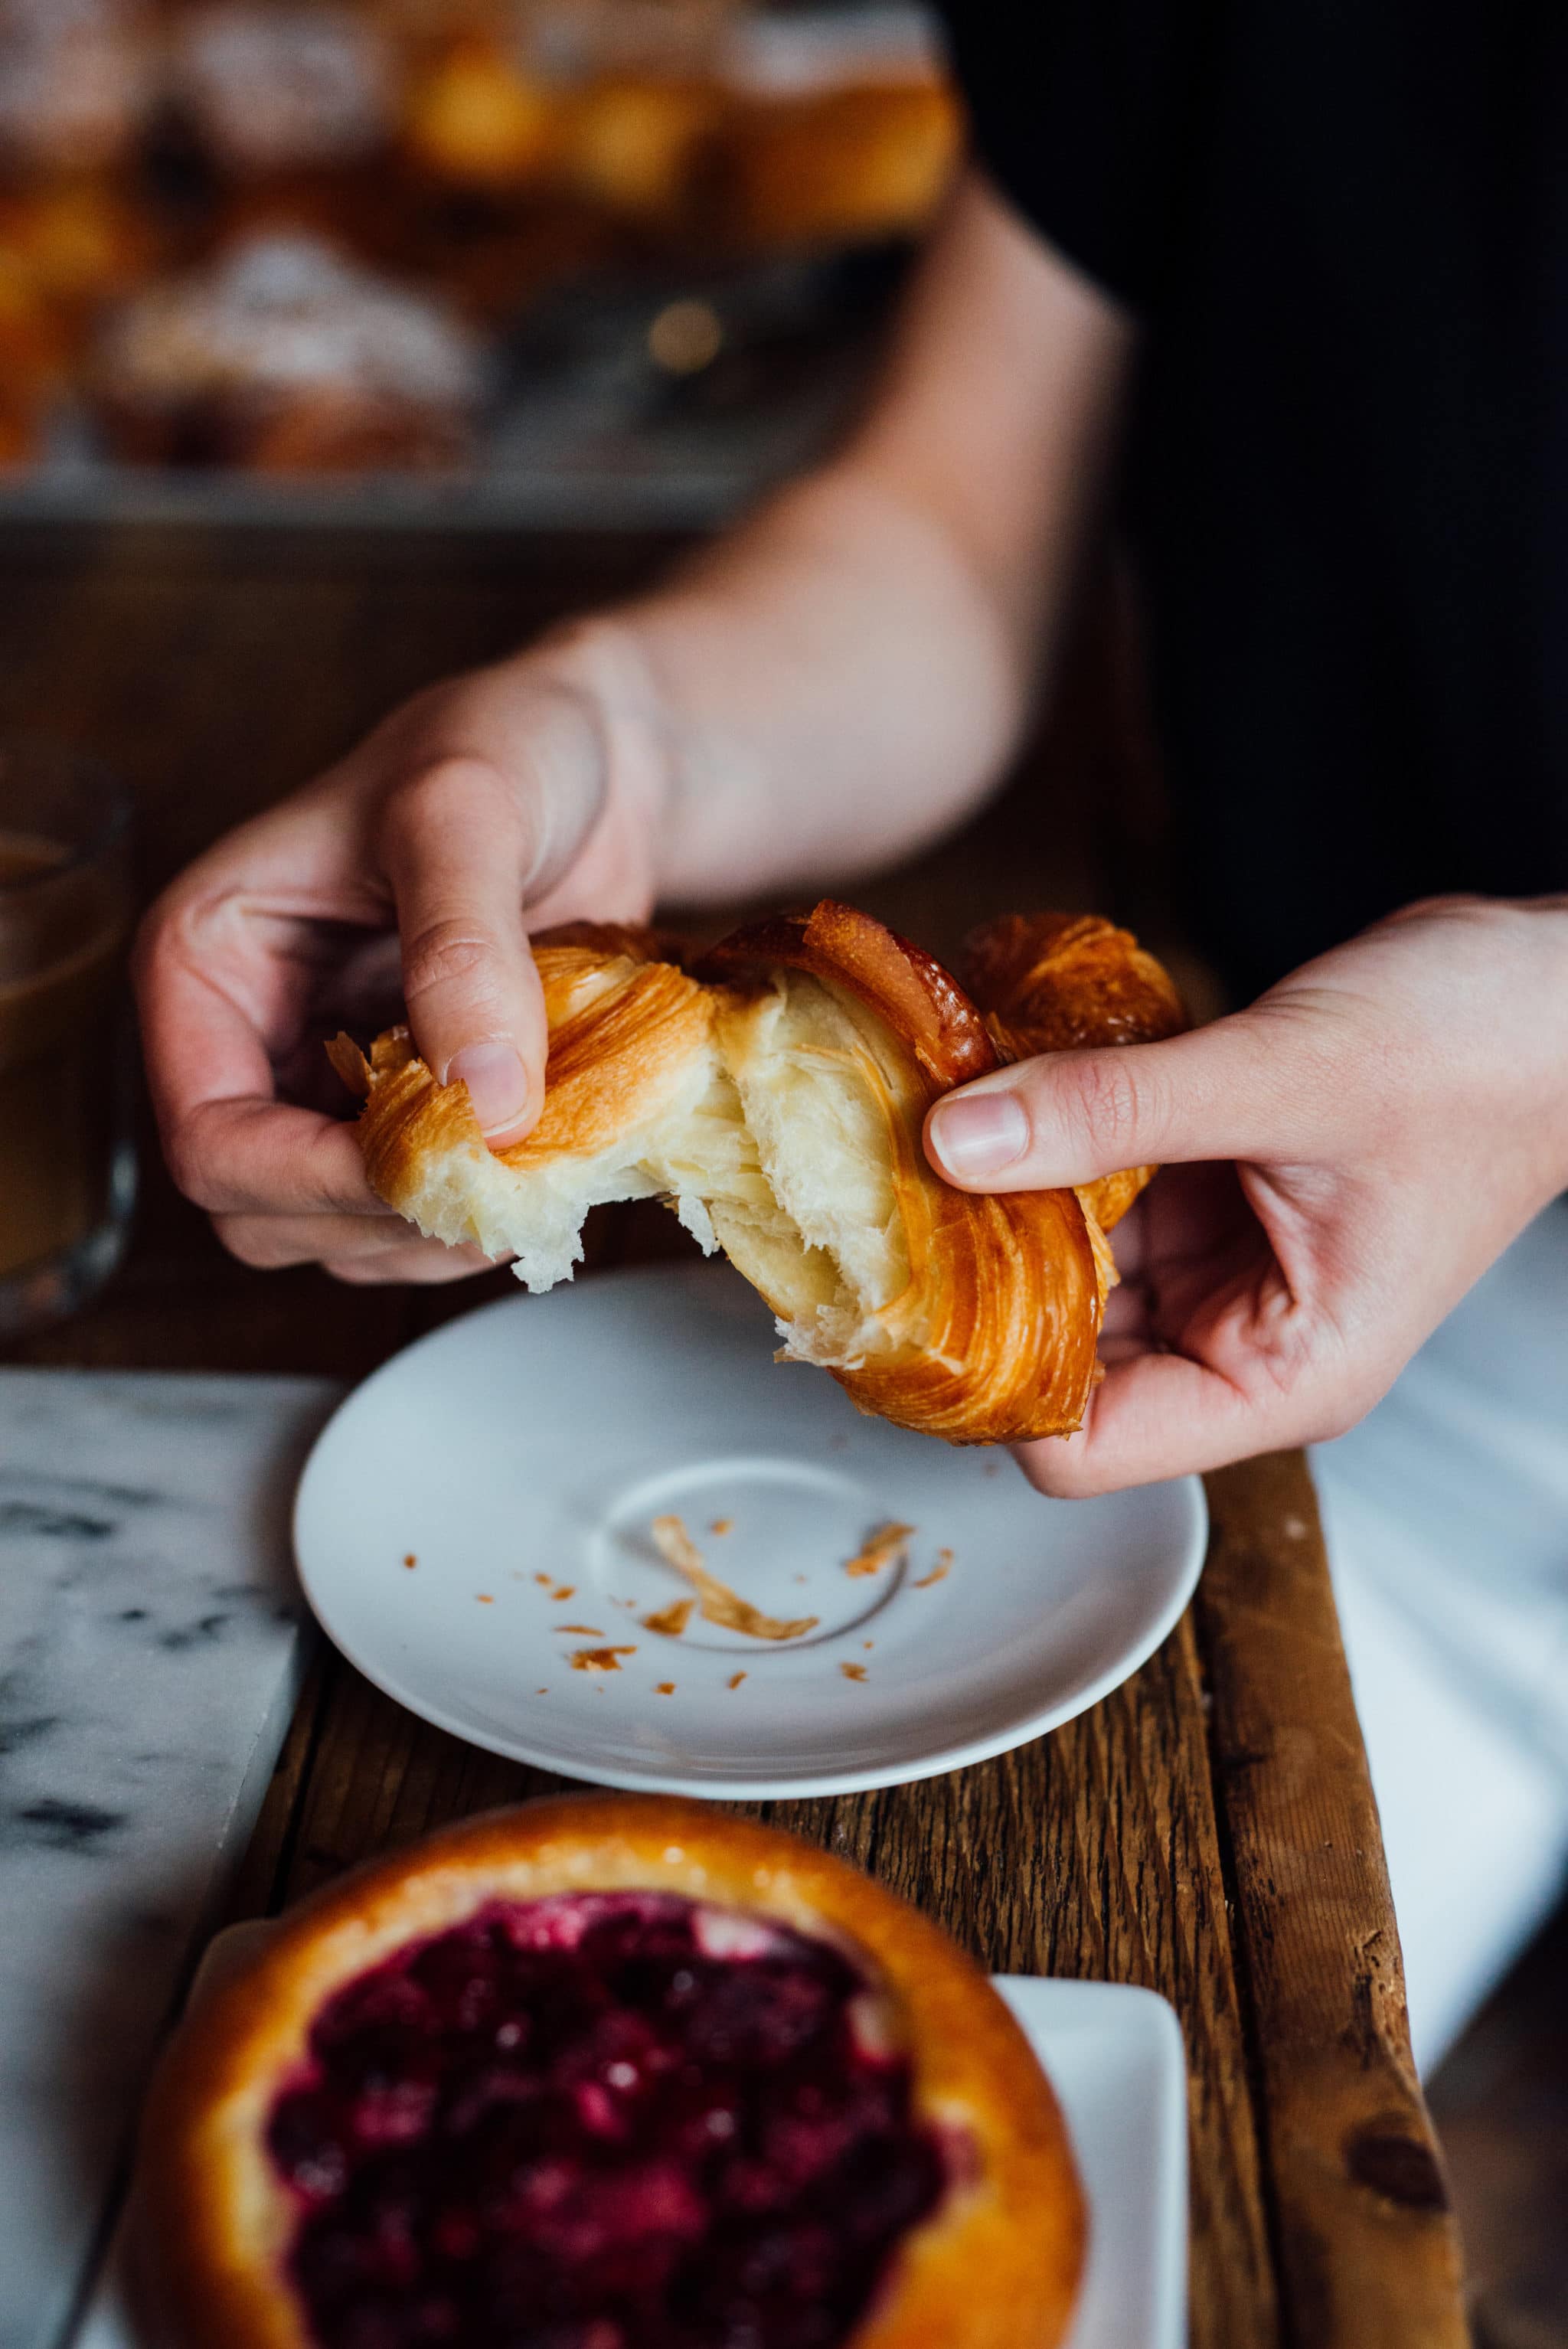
329;903;1185;1445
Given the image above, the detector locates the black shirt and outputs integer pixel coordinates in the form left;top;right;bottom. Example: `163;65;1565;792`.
933;0;1568;1000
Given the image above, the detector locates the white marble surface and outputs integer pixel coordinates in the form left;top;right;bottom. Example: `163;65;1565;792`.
0;1371;338;2349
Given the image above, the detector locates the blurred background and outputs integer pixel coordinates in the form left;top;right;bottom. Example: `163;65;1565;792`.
0;0;960;521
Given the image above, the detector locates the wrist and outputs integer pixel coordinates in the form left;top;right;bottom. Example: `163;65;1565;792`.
508;616;678;912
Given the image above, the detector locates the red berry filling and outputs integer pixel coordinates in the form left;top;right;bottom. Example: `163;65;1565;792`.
266;1892;946;2349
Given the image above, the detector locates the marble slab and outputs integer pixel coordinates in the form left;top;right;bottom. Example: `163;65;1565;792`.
0;1371;339;2349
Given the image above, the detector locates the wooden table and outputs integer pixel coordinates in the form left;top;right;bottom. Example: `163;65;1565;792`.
0;523;1470;2349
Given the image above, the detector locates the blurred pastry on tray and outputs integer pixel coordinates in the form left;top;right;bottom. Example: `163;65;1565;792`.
720;80;962;250
400;31;561;189
92;230;485;473
168;3;399;179
0;0;157;180
0;181;161;337
557;75;724;224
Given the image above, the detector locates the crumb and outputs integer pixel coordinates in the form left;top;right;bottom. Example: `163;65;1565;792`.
534;1573;553;1586
535;1687;548;1694
710;1517;733;1535
650;1514;818;1642
840;1662;867;1682
569;1645;637;1673
983;1459;1001;1477
727;1671;747;1691
844;1521;915;1578
655;1681;676;1695
554;1623;605;1636
475;1594;494;1604
644;1597;694;1638
912;1549;952;1589
403;1553;417;1570
550;1584;576;1602
863;1640;874;1649
794;1574;808;1584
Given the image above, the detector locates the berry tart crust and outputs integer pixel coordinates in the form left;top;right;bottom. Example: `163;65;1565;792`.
135;1795;1085;2348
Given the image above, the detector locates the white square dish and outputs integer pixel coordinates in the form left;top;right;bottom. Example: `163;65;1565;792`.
74;1968;1187;2349
996;1977;1188;2349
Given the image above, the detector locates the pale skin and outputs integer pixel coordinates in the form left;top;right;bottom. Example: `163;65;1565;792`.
136;173;1568;1494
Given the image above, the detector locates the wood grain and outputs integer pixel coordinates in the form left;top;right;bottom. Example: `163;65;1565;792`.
1195;1454;1470;2348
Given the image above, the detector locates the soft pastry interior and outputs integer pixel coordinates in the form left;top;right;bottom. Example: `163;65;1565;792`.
331;905;1186;1444
345;950;934;1369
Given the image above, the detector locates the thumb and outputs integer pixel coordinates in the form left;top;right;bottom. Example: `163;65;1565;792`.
924;1013;1303;1190
382;756;549;1148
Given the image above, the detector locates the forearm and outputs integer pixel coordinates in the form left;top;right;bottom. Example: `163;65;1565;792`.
536;174;1133;906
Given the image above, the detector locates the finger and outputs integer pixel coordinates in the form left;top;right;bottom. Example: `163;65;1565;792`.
1014;1302;1374;1498
381;757;550;1148
923;1012;1325;1192
136;887;386;1217
214;1213;499;1273
323;1243;504;1286
164;1096;384;1217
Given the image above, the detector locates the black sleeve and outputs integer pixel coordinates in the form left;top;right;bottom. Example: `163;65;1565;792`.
929;0;1204;311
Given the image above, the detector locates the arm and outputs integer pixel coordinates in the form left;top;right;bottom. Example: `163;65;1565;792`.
136;173;1132;1281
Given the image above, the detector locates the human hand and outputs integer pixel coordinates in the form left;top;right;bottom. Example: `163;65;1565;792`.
136;623;667;1282
923;897;1568;1493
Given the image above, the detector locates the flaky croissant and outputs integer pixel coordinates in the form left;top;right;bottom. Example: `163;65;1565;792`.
328;903;1185;1445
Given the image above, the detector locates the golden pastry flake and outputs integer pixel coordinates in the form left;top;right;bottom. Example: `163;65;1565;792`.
912;1547;953;1589
554;1624;605;1636
655;1681;676;1695
710;1517;733;1535
727;1671;747;1691
568;1645;637;1673
840;1662;868;1682
843;1521;916;1579
649;1514;818;1642
643;1597;695;1638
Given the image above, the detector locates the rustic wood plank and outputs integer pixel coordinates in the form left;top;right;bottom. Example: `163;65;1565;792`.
1194;1453;1469;2349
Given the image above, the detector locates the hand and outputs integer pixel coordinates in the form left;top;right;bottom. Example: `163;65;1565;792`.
924;897;1568;1493
135;624;666;1282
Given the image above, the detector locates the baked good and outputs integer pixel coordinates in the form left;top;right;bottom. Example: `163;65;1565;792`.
170;4;397;178
93;230;483;472
557;77;723;223
400;33;560;190
331;902;1185;1444
719;83;962;251
136;1793;1083;2349
0;0;155;179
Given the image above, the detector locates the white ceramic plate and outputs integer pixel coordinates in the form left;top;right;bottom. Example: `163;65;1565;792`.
998;1978;1188;2349
73;1969;1187;2349
292;1263;1207;1797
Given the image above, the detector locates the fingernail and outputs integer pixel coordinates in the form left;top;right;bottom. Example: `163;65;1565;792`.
928;1089;1029;1178
447;1039;531;1138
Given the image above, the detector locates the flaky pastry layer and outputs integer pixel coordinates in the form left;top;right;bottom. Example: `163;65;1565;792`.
330;904;1185;1445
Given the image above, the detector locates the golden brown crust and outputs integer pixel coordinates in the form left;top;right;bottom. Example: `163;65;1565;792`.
962;913;1189;1239
137;1795;1084;2349
335;903;1184;1445
706;902;999;1090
